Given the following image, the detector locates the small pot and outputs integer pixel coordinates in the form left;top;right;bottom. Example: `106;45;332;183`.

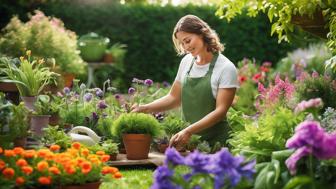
0;82;18;92
122;134;151;160
21;96;37;111
103;54;114;63
30;115;50;137
49;114;60;126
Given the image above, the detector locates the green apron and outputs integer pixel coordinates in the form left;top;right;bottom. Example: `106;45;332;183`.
181;53;230;146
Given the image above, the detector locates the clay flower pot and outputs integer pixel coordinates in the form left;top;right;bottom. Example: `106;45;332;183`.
21;96;37;111
122;134;151;160
30;115;50;137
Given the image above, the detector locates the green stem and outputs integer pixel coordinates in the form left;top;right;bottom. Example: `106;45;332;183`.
309;154;315;189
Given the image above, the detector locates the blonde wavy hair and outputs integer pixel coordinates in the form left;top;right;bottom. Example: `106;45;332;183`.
172;15;224;55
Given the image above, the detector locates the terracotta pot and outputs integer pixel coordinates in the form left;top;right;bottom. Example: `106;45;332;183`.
63;73;75;88
122;134;151;160
30;115;50;137
14;137;27;147
21;96;37;111
0;82;18;92
103;54;114;63
291;10;328;39
58;181;101;189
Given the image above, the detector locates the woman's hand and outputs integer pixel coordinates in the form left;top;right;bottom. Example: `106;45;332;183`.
131;104;148;113
169;129;192;149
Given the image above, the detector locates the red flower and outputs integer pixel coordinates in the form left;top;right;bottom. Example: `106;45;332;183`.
238;76;247;84
260;66;269;73
252;73;263;82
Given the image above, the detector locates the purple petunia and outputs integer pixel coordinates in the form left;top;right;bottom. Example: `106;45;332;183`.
97;100;108;110
144;79;153;86
285;121;336;175
128;87;136;95
162;81;170;88
83;93;93;102
184;150;211;174
151;166;181;189
164;148;185;166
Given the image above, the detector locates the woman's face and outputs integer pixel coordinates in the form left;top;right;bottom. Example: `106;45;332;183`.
176;31;206;56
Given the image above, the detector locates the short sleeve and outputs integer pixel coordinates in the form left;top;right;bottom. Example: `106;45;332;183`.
218;63;239;88
175;55;192;83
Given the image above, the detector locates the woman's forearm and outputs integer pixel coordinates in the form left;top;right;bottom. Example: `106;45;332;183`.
143;94;180;113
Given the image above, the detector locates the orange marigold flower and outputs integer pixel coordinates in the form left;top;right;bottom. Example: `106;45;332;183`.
38;176;52;185
114;172;122;179
0;147;3;154
16;159;28;167
4;150;15;157
23;150;36;158
81;148;90;156
101;166;118;175
13;147;24;155
0;160;6;170
2;168;15;179
81;162;92;174
101;155;110;162
49;145;60;151
65;165;76;174
72;142;81;150
96;151;105;155
49;166;60;175
76;157;85;166
37;161;49;172
16;177;25;185
37;149;50;158
21;166;33;175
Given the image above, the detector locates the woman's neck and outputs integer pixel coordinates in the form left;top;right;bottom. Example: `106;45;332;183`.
195;51;213;65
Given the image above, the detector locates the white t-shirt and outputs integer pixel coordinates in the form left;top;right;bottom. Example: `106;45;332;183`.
175;53;239;98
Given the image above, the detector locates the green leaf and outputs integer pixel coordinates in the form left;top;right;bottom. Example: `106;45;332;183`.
283;176;313;189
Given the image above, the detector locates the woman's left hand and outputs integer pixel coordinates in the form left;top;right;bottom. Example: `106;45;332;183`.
169;129;192;149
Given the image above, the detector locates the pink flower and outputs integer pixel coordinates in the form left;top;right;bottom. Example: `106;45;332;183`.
294;98;323;114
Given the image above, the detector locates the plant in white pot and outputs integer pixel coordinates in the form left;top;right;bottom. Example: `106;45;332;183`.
1;51;59;110
112;113;162;160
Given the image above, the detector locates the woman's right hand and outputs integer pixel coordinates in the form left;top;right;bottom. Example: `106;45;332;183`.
131;104;148;113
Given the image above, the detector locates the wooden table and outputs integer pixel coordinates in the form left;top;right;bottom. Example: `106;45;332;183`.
108;152;165;167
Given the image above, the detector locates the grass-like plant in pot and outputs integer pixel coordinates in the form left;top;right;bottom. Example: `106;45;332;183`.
112;113;162;160
1;51;58;110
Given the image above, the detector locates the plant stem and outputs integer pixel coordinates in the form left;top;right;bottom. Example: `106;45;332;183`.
309;154;315;189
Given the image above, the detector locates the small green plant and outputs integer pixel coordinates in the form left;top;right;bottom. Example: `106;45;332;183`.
33;95;52;115
40;125;72;150
106;43;127;63
160;114;189;139
89;140;119;155
112;113;162;138
1;51;58;97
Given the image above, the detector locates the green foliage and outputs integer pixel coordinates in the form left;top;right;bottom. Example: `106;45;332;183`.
59;102;94;126
1;52;58;97
112;113;162;137
0;10;85;75
161;114;189;139
88;140;119;155
33;95;51;115
216;0;336;54
37;2;297;89
106;43;127;64
40;125;72;150
229;107;304;162
96;116;114;139
295;74;336;112
227;108;252;133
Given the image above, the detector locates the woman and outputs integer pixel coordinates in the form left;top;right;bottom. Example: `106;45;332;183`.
132;15;239;149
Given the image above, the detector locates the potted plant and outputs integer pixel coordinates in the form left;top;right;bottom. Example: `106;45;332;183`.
40;125;72;150
112;113;162;160
103;43;127;63
30;95;52;137
1;51;59;110
0;143;122;189
0;57;20;92
88;140;119;161
216;0;336;54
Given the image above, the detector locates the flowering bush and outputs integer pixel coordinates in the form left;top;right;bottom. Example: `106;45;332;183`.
151;148;255;189
0;142;122;188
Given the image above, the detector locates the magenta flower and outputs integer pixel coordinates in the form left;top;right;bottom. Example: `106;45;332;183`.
285;121;336;174
128;87;136;95
294;98;323;113
144;79;153;86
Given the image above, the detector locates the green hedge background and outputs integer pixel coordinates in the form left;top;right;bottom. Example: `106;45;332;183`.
1;2;299;90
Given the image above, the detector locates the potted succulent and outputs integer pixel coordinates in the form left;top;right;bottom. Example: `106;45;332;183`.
1;51;58;110
112;113;162;160
103;43;127;63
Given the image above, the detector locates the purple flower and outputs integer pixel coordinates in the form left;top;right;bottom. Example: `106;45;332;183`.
83;93;93;102
151;166;181;189
95;88;104;98
162;81;170;88
92;112;99;120
114;94;121;100
128;87;136;95
144;79;153;86
184;150;211;174
285;121;336;175
165;148;185;166
80;83;86;90
97;100;108;109
63;87;70;95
